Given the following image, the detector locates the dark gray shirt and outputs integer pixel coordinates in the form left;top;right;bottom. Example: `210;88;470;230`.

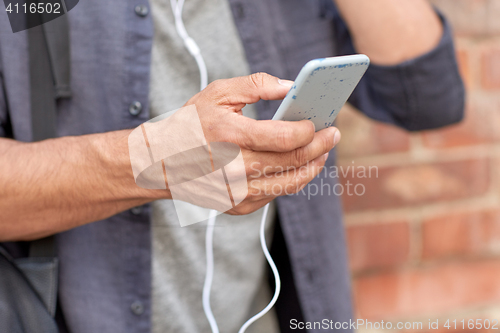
0;1;464;332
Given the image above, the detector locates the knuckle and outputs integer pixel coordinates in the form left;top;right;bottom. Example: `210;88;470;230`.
208;79;231;105
239;121;257;148
290;148;306;167
223;162;245;180
275;125;294;151
222;122;240;140
231;119;254;149
249;72;267;89
207;79;222;91
235;132;254;152
246;160;261;178
298;121;315;143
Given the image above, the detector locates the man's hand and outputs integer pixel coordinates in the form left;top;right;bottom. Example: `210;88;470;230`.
184;73;341;215
334;0;443;65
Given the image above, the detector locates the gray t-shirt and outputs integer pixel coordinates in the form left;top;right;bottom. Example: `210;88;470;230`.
148;0;280;332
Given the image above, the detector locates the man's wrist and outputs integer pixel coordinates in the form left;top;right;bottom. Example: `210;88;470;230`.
89;129;172;202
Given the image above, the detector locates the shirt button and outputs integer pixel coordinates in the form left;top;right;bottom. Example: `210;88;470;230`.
233;3;245;19
129;101;143;116
130;301;145;316
134;4;149;17
131;206;143;215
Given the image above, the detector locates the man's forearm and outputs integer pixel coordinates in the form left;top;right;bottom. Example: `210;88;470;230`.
334;0;443;65
0;130;169;241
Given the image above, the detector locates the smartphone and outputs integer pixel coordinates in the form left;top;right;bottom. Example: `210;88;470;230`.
273;55;370;131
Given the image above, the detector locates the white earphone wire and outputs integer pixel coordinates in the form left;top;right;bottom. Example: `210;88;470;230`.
169;1;280;331
203;209;219;333
170;0;208;91
238;203;281;333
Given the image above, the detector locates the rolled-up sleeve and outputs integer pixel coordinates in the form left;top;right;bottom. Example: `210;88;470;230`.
334;10;465;131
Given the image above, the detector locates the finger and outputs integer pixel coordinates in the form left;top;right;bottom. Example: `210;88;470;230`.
234;118;316;152
214;73;294;105
247;153;328;199
248;127;340;175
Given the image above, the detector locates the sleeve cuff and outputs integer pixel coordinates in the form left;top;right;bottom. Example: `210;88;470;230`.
354;8;465;131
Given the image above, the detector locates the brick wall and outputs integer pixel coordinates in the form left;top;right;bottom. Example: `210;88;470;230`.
335;1;500;331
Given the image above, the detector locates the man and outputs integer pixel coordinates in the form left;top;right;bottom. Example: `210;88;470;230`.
0;0;464;332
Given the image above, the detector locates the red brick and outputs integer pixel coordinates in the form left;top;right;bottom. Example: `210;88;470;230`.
353;259;500;320
482;48;500;90
496;158;500;196
335;105;410;158
457;49;471;89
423;209;500;260
430;0;491;36
422;95;500;148
340;159;490;212
347;221;411;272
489;0;500;34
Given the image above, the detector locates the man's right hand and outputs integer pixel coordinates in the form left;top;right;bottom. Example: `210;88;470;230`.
184;73;341;215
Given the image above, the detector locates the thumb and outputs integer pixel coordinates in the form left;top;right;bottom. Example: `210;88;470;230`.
218;73;294;105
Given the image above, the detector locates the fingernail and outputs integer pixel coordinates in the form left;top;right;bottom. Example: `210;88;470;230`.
323;152;329;161
333;130;341;145
278;79;294;87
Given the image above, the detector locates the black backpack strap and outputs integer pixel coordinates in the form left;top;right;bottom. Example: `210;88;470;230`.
43;14;72;99
28;23;57;143
27;13;71;258
29;236;57;258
